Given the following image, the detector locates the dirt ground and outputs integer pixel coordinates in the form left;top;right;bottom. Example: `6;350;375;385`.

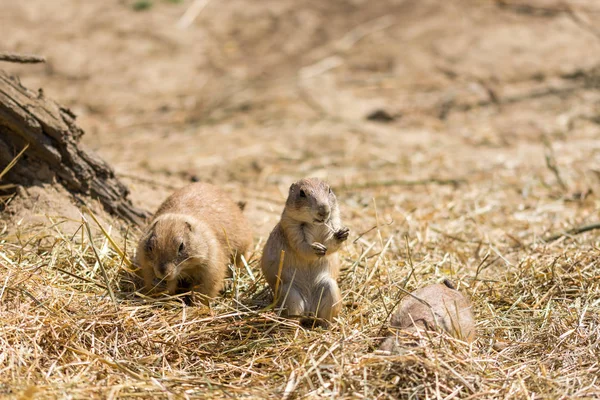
2;0;600;398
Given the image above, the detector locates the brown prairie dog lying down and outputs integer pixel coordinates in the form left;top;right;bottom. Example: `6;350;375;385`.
136;183;253;304
260;178;349;323
380;280;475;351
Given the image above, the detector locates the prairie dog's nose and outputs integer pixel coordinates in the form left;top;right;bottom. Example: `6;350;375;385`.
317;204;331;219
156;262;168;278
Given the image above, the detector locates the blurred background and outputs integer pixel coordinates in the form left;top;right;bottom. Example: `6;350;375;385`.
2;0;600;238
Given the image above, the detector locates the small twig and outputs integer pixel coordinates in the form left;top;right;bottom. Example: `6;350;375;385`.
430;226;487;244
276;269;296;319
544;222;600;242
352;218;394;244
0;143;29;181
473;253;492;282
117;172;179;190
0;52;45;64
281;370;297;400
54;267;108;290
272;250;285;306
342;177;466;190
299;56;344;80
83;207;134;269
437;358;477;394
177;0;211;29
357;235;393;298
82;214;119;310
566;7;600;41
336;15;394;52
380;283;434;332
10;287;54;313
402;235;415;289
542;136;568;192
294;15;395;115
299;15;394;79
312;286;326;329
495;0;568;17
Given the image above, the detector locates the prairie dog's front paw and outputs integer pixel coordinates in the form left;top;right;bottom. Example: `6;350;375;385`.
334;227;349;242
311;242;327;257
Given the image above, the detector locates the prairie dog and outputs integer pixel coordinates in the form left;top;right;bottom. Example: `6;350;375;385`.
260;178;349;322
380;280;475;351
136;183;253;303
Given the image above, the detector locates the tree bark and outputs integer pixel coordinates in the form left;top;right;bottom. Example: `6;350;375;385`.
0;70;148;225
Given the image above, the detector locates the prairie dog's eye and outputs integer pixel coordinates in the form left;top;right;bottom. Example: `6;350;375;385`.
178;242;185;255
328;187;332;194
299;189;306;198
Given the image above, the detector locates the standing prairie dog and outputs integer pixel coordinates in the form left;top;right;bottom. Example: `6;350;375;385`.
380;280;475;351
136;183;253;304
261;178;349;322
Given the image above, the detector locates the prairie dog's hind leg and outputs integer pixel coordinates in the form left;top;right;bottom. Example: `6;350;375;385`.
278;284;306;318
312;278;342;321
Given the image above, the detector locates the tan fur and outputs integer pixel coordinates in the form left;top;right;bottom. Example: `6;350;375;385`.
136;183;253;303
260;178;349;322
380;281;475;351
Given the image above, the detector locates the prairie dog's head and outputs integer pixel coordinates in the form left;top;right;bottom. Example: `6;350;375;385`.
285;178;338;225
136;214;210;282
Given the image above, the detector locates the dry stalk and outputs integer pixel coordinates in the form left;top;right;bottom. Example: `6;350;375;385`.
0;52;45;64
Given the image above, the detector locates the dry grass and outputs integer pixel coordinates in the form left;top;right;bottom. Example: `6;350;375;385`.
1;194;599;399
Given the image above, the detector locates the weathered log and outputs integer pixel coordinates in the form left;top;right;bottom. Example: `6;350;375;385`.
0;70;148;225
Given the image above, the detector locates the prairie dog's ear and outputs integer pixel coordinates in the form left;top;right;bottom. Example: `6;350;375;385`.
145;232;156;253
442;279;456;290
142;220;159;252
147;219;159;232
